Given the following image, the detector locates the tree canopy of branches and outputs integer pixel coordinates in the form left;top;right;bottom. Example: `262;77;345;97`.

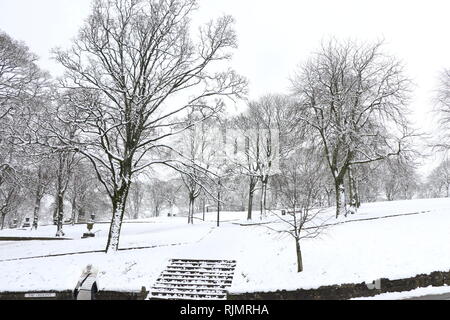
52;0;246;252
244;94;299;219
427;158;450;198
0;31;48;124
292;39;414;218
0;31;51;230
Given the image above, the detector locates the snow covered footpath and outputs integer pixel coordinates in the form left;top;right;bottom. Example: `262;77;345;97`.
0;198;449;296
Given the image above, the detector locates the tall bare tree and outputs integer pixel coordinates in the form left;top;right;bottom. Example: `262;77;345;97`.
53;0;246;252
292;39;413;218
246;94;299;218
231;115;262;221
178;108;223;224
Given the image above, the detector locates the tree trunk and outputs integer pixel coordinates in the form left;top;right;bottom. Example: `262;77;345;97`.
335;178;346;219
347;166;358;215
188;196;195;225
217;185;221;228
133;206;140;220
202;198;206;222
55;193;66;237
296;240;304;273
106;185;130;253
0;213;6;230
260;177;269;220
247;178;256;221
325;188;332;207
71;194;77;226
32;166;44;230
32;194;43;230
248;192;254;221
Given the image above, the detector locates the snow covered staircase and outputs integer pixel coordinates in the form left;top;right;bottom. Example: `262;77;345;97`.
149;259;237;300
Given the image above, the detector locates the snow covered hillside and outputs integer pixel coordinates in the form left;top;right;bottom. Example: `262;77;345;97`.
0;198;449;294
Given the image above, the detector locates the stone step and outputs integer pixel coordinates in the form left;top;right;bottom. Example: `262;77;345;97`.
171;259;236;264
157;276;233;284
164;268;235;275
151;286;228;294
150;259;237;301
167;265;236;272
160;272;234;279
155;281;231;289
170;261;237;268
150;290;227;300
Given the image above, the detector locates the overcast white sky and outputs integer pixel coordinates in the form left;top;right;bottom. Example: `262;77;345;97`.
0;0;449;173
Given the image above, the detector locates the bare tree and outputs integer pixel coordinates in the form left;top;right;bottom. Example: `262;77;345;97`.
379;158;418;201
292;39;414;218
427;158;450;198
53;150;79;237
231;115;262;221
147;179;165;218
246;94;301;218
53;0;246;252
179;110;206;224
177;108;222;224
30;161;54;230
270;148;328;272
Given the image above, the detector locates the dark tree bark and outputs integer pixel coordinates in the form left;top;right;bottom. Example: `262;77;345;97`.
55;192;66;237
335;175;347;219
0;213;6;230
296;240;304;273
188;194;196;225
260;176;269;220
32;193;44;230
217;179;222;227
202;198;206;222
247;177;258;221
105;181;131;252
32;166;45;230
71;192;77;226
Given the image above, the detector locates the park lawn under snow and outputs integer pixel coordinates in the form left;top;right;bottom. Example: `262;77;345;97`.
351;285;450;300
0;198;449;295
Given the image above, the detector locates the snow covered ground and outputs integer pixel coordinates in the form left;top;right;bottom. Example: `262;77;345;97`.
352;285;450;300
0;198;449;297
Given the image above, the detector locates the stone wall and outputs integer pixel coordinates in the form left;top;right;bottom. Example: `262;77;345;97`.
0;287;148;300
95;287;149;300
0;291;74;300
228;270;450;300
